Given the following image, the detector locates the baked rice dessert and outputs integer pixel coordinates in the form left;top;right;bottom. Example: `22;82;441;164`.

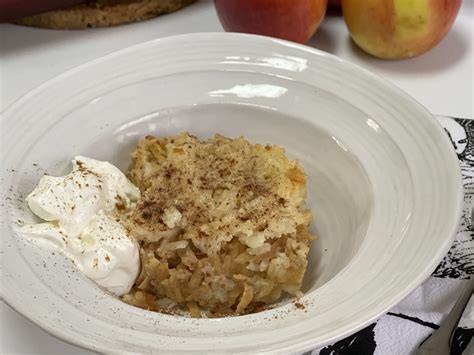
122;133;314;317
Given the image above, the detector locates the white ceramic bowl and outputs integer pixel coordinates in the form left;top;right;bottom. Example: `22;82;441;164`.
0;33;463;353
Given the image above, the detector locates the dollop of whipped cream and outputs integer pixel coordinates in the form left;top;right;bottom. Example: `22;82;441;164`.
19;156;141;296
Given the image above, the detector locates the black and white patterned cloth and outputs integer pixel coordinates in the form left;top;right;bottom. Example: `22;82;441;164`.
311;116;474;355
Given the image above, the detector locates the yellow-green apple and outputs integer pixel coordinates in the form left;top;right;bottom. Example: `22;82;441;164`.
214;0;328;44
342;0;461;59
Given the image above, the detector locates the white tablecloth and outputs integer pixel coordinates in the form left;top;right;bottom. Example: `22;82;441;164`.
1;1;473;353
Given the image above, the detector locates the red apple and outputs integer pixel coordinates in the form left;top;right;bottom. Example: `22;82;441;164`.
214;0;328;44
342;0;461;59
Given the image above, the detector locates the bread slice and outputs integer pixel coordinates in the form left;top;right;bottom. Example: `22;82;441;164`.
14;0;196;29
123;133;315;316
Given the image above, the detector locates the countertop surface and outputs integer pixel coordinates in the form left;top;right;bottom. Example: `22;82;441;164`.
1;1;473;353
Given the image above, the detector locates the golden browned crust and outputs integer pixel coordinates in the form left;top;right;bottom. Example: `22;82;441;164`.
13;0;196;29
122;133;314;316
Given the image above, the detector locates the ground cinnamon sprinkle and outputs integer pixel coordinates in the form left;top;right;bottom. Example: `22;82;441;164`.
294;302;305;310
